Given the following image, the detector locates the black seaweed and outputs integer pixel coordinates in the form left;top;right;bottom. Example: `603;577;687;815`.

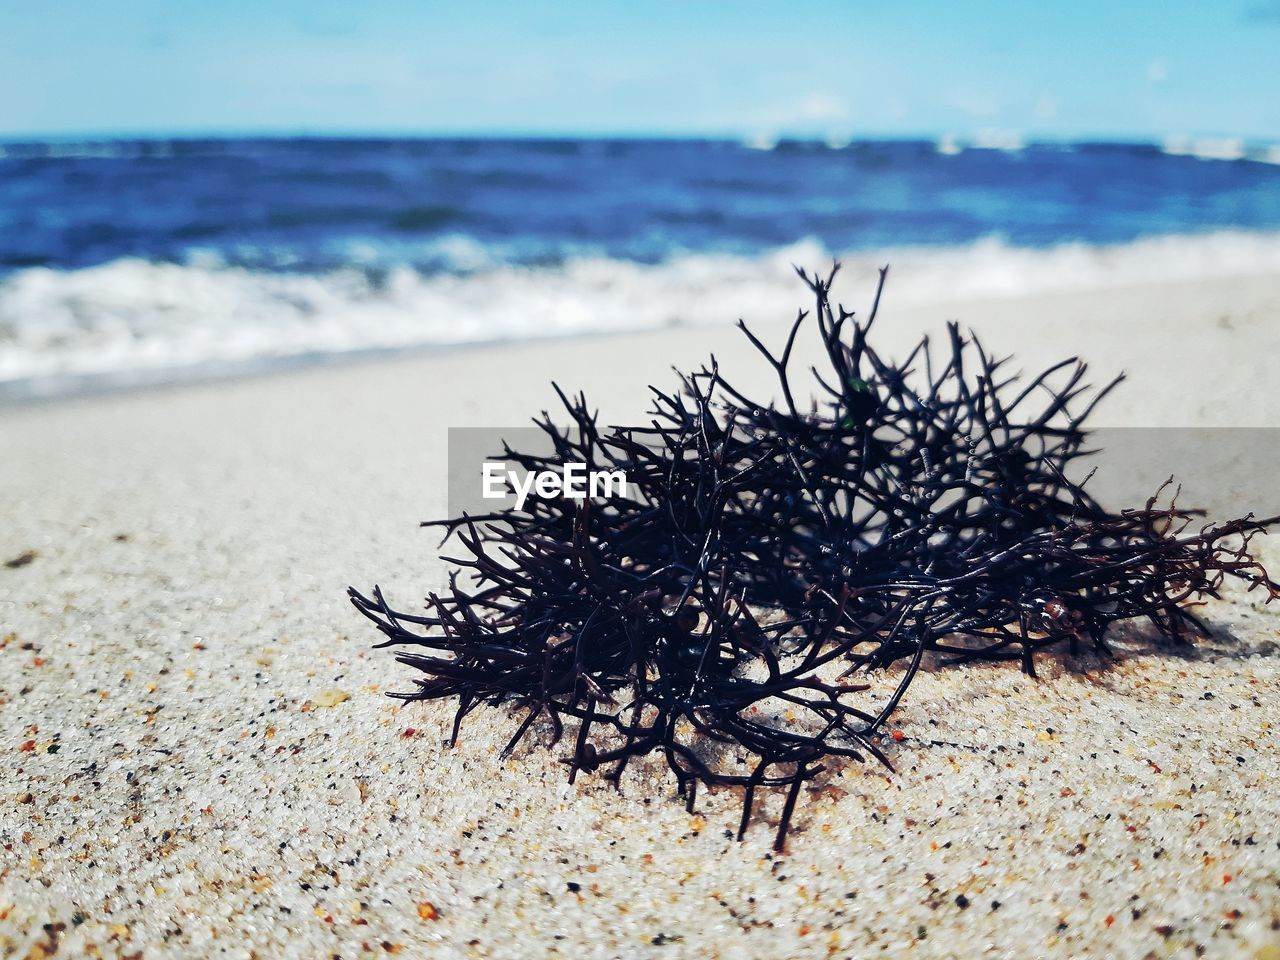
349;266;1278;850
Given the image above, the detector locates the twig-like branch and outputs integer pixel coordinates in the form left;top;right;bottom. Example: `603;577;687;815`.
350;265;1278;850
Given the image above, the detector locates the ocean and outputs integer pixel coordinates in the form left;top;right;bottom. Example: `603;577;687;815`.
2;136;1280;398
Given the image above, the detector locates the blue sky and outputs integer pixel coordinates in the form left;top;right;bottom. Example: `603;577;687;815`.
2;1;1278;140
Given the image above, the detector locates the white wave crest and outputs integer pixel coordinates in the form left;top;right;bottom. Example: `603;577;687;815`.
3;231;1280;393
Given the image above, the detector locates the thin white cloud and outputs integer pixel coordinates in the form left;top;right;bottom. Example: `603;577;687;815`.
949;91;1000;119
797;92;849;121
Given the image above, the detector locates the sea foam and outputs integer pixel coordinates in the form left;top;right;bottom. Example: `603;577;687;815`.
3;230;1280;397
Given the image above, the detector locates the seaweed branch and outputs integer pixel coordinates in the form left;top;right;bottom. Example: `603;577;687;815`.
350;265;1278;851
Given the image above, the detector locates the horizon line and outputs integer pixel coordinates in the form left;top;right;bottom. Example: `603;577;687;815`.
2;129;1277;147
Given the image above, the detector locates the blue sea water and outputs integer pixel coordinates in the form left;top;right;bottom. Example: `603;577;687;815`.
2;137;1279;396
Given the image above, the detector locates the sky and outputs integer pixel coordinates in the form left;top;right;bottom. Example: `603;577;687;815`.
2;1;1278;141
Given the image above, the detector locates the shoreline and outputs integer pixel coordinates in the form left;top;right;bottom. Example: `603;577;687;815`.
7;228;1280;410
2;268;1280;422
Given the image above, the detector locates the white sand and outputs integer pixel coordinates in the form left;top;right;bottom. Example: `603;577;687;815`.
3;273;1280;959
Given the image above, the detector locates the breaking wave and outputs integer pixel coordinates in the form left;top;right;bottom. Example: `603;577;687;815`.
4;230;1280;398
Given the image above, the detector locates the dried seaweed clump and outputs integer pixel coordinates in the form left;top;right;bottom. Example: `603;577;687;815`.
350;265;1277;849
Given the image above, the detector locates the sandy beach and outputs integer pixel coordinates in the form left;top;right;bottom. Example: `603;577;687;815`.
4;273;1280;959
